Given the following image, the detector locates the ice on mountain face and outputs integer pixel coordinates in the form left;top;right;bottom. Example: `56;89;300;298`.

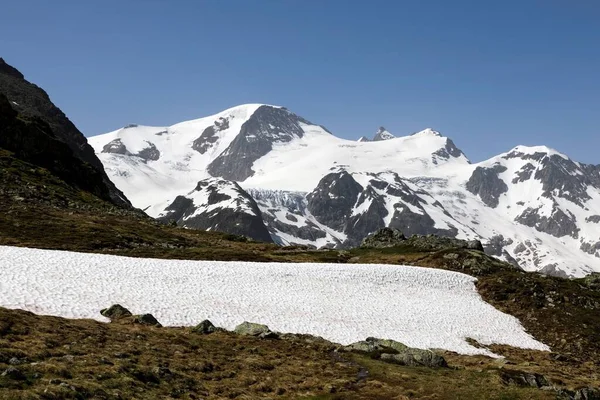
372;126;395;141
0;245;550;355
357;136;370;142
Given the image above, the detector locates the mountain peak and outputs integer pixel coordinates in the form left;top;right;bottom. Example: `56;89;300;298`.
412;128;442;138
372;127;395;141
506;145;569;160
0;58;25;80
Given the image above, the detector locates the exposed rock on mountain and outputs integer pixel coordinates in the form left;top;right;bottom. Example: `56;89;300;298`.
372;126;395;141
206;105;314;181
0;58;130;208
157;178;272;243
466;164;508;208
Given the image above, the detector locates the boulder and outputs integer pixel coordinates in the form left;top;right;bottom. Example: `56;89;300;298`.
191;319;216;334
234;322;278;339
380;350;448;368
361;228;406;248
100;304;132;320
132;314;162;327
345;337;447;368
345;337;408;353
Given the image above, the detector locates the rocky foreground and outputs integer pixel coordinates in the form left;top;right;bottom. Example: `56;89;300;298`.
1;304;599;400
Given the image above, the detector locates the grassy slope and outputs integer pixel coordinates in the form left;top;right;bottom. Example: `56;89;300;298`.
1;149;599;398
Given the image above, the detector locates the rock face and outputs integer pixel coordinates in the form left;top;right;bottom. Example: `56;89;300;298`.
102;139;160;162
157;178;273;243
372;126;395;141
466;164;508;208
0;58;130;208
207;106;314;181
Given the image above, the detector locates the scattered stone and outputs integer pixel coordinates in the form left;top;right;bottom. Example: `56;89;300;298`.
380;349;448;368
345;337;408;353
132;314;162;327
152;366;172;378
345;337;447;368
8;357;23;365
100;304;132;320
1;366;26;380
499;369;550;389
191;319;216;334
62;355;75;363
233;322;278;339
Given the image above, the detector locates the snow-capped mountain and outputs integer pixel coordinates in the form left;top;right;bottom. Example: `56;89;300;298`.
157;177;272;243
89;104;600;277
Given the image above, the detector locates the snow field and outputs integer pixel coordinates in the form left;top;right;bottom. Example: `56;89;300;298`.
0;246;548;356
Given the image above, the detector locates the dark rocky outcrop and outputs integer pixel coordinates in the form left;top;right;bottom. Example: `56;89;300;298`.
307;170;364;232
0;58;130;207
100;304;133;320
504;150;600;207
372;127;394;141
516;204;580;239
192;117;229;154
133;314;161;327
157;178;273;243
207;106;316;181
307;171;461;248
466;164;508;208
586;215;600;224
102;139;160;162
191;320;217;334
432;138;468;163
0;94;126;205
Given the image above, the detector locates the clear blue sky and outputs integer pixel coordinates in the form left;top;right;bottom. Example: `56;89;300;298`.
2;0;599;163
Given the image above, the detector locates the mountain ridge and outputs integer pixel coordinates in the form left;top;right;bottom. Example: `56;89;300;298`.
89;103;600;277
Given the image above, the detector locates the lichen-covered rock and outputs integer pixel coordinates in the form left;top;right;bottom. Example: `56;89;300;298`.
380;350;448;368
100;304;132;320
345;337;408;353
233;322;278;339
345;337;447;368
191;319;216;334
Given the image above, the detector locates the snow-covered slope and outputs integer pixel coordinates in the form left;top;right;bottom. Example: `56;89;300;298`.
89;104;600;277
0;246;549;355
